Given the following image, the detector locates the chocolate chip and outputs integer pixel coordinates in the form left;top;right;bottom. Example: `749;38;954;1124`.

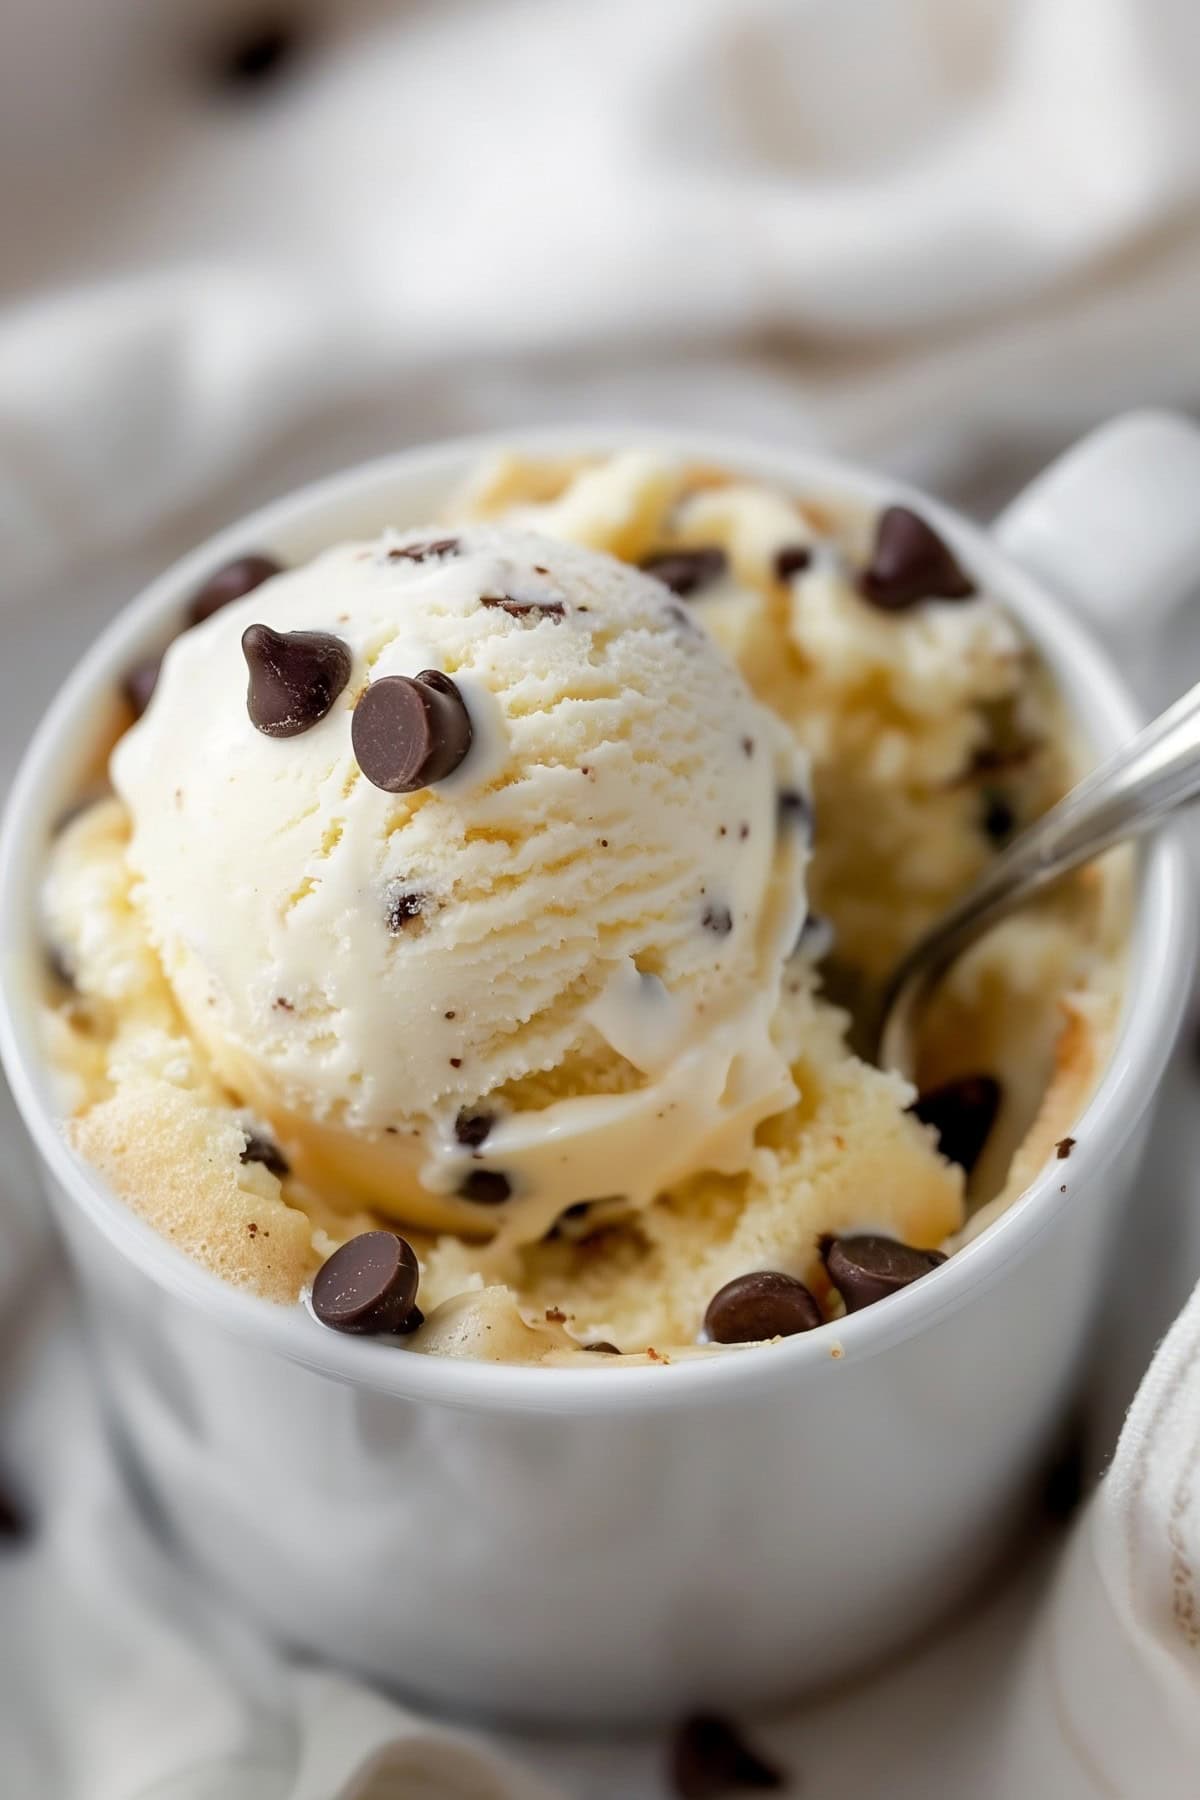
777;788;813;838
858;506;975;611
123;655;163;718
454;1108;493;1149
352;670;473;793
397;1304;425;1335
387;537;461;562
0;1479;29;1544
240;1131;289;1179
242;624;351;737
1056;1136;1076;1159
704;1271;822;1344
386;889;430;933
912;1074;1001;1174
213;18;304;90
582;1341;621;1355
1042;1424;1087;1521
772;543;812;582
669;1713;783;1798
640;547;727;598
481;594;566;620
821;1234;946;1313
981;788;1017;845
187;554;282;626
311;1231;419;1335
458;1169;512;1205
702;904;733;937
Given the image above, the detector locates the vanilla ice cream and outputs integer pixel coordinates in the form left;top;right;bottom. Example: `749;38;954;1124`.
108;527;810;1248
40;448;1125;1360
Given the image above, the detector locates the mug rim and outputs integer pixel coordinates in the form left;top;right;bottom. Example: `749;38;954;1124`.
0;422;1192;1416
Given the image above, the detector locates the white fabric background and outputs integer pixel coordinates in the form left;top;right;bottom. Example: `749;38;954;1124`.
3;1;1200;1793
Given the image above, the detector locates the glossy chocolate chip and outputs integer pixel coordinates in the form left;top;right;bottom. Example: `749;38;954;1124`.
669;1713;783;1798
123;655;163;718
311;1231;419;1335
458;1169;512;1205
704;1271;822;1344
352;671;473;793
858;506;975;611
821;1234;946;1313
239;1131;289;1179
640;547;727;598
454;1108;493;1149
187;553;282;626
387;537;461;563
911;1074;1001;1174
772;543;812;582
242;624;351;737
582;1341;621;1355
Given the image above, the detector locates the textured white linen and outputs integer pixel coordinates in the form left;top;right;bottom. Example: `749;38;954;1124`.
2;1;1200;1794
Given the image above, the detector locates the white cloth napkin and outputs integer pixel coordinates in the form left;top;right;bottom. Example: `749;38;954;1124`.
3;0;1200;1794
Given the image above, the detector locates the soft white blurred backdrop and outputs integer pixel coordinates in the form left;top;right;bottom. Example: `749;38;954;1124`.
2;3;1200;1796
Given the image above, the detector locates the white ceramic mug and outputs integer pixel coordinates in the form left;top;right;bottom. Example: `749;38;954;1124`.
2;416;1199;1727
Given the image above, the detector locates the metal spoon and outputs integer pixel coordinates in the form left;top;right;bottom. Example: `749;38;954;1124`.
875;678;1200;1075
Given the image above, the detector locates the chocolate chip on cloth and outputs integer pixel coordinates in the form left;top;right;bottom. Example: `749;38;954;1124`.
0;1477;29;1544
242;624;352;737
187;553;282;626
352;671;473;793
705;1271;822;1343
858;506;975;611
210;16;306;92
311;1230;420;1335
670;1712;784;1798
640;547;727;598
821;1234;946;1313
911;1074;1001;1174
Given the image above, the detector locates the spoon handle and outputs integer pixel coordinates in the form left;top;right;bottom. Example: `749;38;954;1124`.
877;676;1200;1071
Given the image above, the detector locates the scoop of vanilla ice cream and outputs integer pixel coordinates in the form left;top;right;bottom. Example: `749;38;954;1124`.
112;526;810;1244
